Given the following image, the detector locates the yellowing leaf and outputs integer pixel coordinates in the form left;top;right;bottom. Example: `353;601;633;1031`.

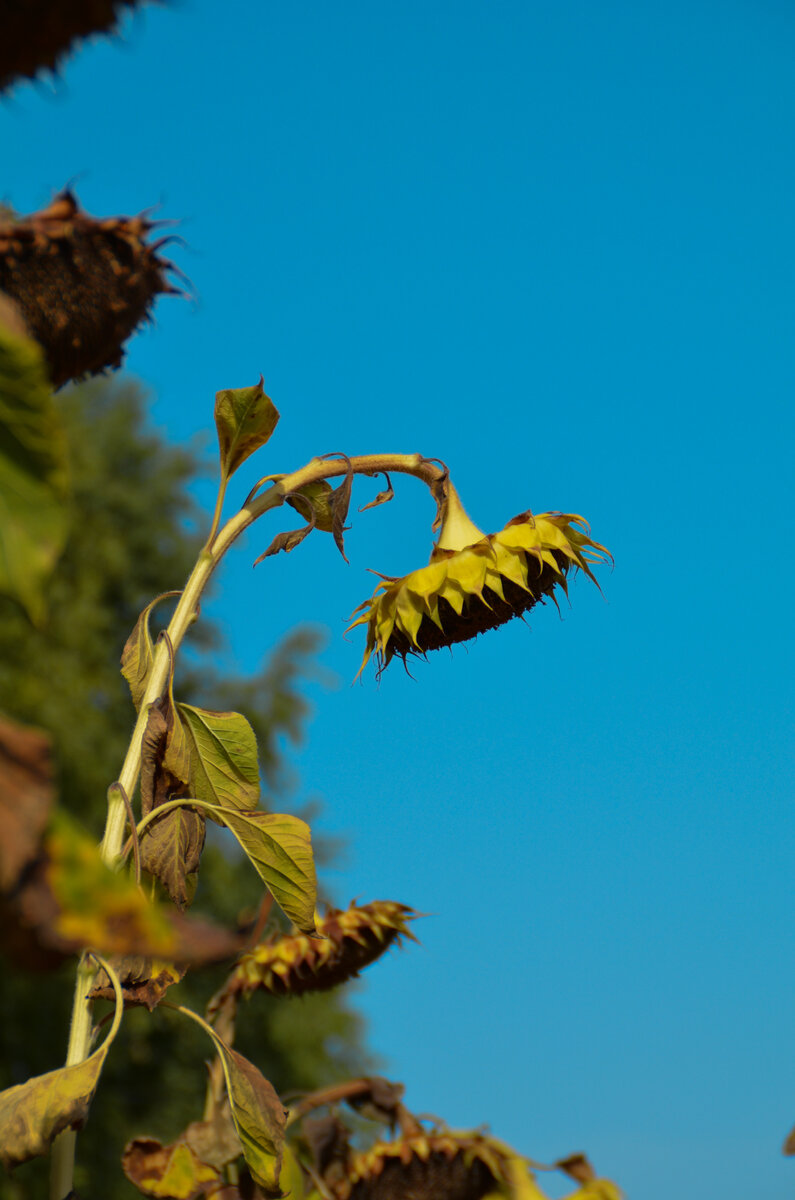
280;1142;306;1199
176;704;260;817
0;315;69;624
0;954;122;1168
212;808;316;933
122;1136;222;1199
214;379;280;480
176;1007;286;1197
120;591;180;710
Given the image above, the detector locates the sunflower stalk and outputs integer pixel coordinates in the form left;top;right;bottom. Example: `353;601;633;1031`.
51;449;447;1199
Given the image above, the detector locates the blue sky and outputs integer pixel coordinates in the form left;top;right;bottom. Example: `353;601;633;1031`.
3;2;795;1196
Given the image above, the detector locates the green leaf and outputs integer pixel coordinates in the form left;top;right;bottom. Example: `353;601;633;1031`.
176;1007;286;1197
287;481;334;532
0;955;123;1169
176;704;260;818
211;809;316;933
0;316;69;624
120;591;181;710
214;378;279;480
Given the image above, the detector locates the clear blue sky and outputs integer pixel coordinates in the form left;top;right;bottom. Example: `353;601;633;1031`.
3;2;795;1196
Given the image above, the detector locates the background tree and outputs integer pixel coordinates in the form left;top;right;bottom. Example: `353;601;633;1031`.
0;378;371;1200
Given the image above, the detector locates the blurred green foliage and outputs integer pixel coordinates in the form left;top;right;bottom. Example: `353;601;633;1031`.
0;379;370;1199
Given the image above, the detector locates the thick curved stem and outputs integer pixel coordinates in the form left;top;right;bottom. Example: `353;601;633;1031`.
54;451;444;1199
100;452;444;867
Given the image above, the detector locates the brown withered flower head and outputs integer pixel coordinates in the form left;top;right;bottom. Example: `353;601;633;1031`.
228;900;419;999
332;1130;523;1200
0;191;181;388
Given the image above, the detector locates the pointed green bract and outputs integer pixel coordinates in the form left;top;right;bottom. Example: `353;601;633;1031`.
0;956;122;1168
176;704;260;817
0;316;69;624
120;591;180;710
176;1007;286;1197
214;378;280;480
212;808;317;933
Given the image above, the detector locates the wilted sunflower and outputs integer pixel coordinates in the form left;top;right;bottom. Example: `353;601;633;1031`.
332;1130;536;1200
0;191;179;387
349;485;610;675
227;900;419;998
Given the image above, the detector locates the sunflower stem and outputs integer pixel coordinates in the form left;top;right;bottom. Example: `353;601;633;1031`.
57;449;446;1197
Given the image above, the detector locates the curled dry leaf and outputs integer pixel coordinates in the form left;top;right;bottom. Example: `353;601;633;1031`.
358;473;394;513
557;1155;596;1185
254;513;316;564
319;453;353;562
120;591;181;711
89;957;186;1011
139;698;205;910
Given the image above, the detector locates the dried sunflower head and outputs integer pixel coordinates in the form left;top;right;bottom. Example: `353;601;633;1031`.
228;900;419;999
349;485;610;675
0;191;179;388
333;1130;532;1200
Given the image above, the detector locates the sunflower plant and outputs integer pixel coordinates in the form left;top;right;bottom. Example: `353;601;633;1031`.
0;365;617;1200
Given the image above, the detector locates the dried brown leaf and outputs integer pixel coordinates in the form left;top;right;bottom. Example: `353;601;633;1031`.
89;956;186;1011
358;471;394;514
140;804;206;910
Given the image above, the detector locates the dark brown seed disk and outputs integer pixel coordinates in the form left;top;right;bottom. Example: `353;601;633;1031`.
348;1151;498;1200
0;191;178;387
0;1;148;92
389;552;569;660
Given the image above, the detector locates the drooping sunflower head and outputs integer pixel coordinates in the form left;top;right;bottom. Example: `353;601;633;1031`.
349;484;611;676
226;900;419;999
332;1130;523;1200
0;191;179;388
